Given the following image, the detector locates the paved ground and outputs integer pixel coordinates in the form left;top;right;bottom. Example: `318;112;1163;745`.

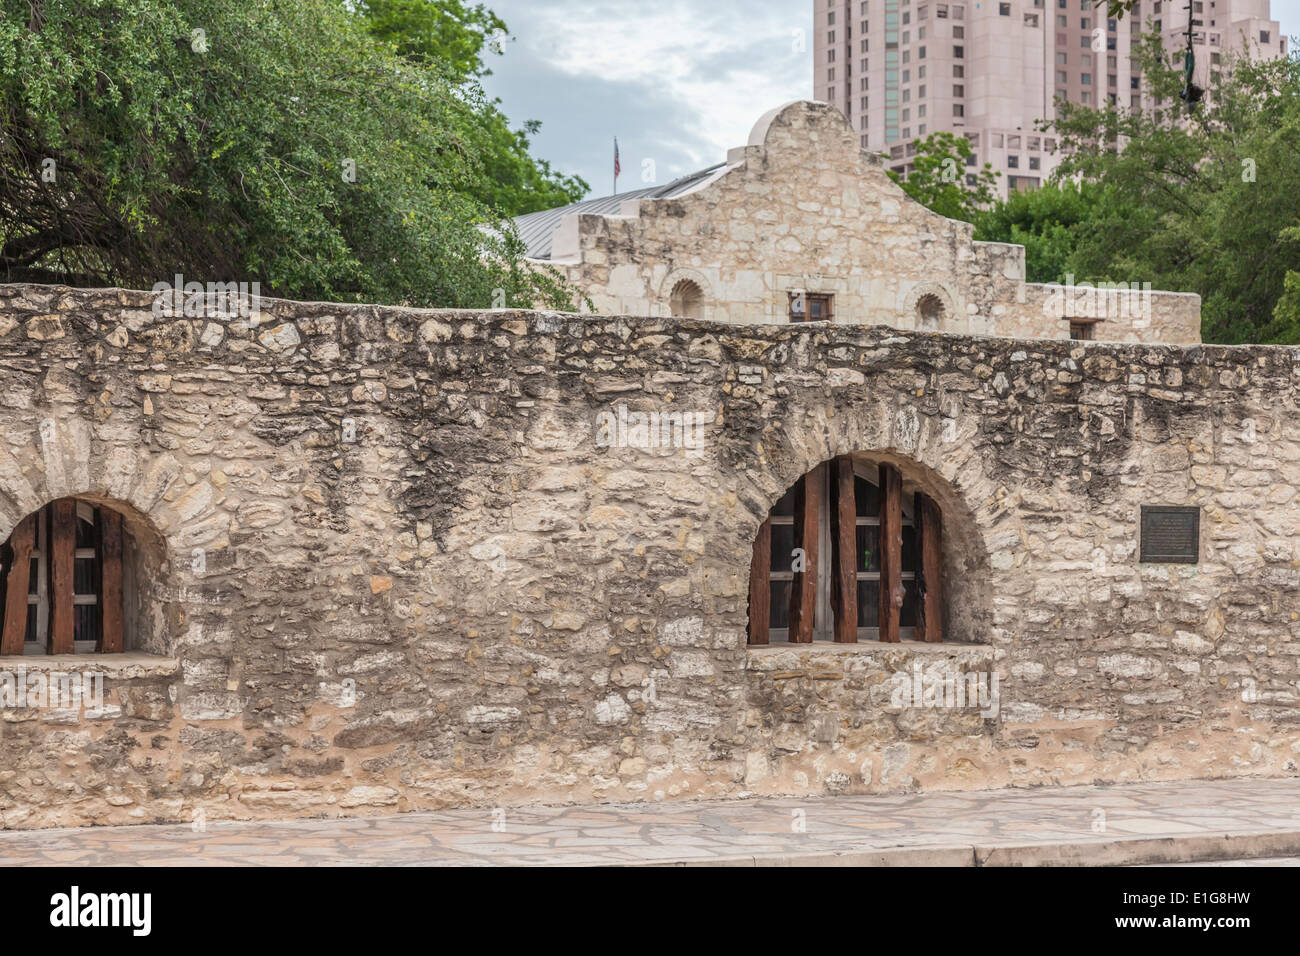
3;778;1300;866
1162;856;1300;866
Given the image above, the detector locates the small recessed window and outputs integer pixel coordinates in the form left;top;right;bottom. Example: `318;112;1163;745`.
789;292;834;323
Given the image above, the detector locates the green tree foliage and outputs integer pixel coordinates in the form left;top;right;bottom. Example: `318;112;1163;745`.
355;0;588;216
885;131;1000;224
1047;34;1300;343
973;181;1104;284
0;0;581;309
357;0;506;80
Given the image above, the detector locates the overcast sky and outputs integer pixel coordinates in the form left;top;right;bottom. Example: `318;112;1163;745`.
480;0;1300;201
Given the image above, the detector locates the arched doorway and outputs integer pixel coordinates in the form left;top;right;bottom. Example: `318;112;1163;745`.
747;455;945;645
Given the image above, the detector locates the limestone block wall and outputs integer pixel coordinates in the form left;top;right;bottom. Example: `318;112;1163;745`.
988;282;1203;344
541;102;1201;345
0;282;1291;830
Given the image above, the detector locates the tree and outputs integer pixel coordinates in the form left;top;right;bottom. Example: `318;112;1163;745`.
0;0;579;309
1046;33;1300;343
354;0;588;217
974;181;1105;284
356;0;506;81
885;131;1000;224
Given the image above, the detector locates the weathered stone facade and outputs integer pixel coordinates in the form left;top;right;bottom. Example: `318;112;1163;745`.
517;101;1203;345
0;280;1295;830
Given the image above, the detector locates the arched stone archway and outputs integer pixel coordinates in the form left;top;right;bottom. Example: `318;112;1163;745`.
0;495;170;655
729;395;995;649
0;412;229;658
745;449;990;647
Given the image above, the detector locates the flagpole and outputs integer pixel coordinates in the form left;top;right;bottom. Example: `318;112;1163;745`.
613;137;618;195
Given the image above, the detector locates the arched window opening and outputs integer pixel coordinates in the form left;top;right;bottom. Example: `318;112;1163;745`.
0;499;131;655
668;279;705;319
916;293;945;330
748;457;944;644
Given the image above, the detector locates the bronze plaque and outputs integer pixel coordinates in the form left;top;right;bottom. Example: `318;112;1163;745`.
1140;506;1200;564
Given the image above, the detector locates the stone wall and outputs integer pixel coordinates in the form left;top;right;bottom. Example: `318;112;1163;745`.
537;101;1202;345
0;281;1294;829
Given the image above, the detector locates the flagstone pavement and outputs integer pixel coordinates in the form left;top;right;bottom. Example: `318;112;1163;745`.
3;778;1300;866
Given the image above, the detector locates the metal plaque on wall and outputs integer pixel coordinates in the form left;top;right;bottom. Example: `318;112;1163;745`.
1139;506;1200;564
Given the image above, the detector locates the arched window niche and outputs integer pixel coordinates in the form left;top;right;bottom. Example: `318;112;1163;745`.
668;279;705;319
916;293;945;330
747;454;975;645
0;497;169;656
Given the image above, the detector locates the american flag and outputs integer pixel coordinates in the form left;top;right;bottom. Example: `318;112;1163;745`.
614;138;621;179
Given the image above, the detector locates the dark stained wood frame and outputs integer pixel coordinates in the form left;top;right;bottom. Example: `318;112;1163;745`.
877;464;903;644
49;499;76;655
747;518;771;645
747;461;943;647
915;491;944;643
788;467;822;643
99;509;125;653
1068;319;1098;340
787;292;835;323
0;514;34;655
0;500;126;655
832;457;858;643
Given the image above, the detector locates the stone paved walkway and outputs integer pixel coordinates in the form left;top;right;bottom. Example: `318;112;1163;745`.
3;778;1300;866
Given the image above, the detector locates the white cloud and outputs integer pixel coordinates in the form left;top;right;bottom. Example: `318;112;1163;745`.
491;0;812;181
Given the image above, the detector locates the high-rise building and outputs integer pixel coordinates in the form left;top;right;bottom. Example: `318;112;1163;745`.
814;0;1286;197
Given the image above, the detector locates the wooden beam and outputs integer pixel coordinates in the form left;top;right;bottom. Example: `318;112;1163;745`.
49;499;75;655
877;464;903;643
916;492;944;643
788;476;809;642
100;509;125;653
747;517;771;645
833;457;857;643
788;467;822;643
1;515;35;655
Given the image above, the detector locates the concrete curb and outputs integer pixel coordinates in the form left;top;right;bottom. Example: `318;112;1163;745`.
649;829;1300;867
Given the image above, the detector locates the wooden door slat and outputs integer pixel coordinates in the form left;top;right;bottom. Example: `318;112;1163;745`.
100;509;124;653
878;464;903;643
833;457;858;643
1;515;35;655
748;517;771;645
917;492;944;643
789;467;822;643
49;500;76;655
788;477;808;641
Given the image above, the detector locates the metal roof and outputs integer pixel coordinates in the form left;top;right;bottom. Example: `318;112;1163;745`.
511;163;726;260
